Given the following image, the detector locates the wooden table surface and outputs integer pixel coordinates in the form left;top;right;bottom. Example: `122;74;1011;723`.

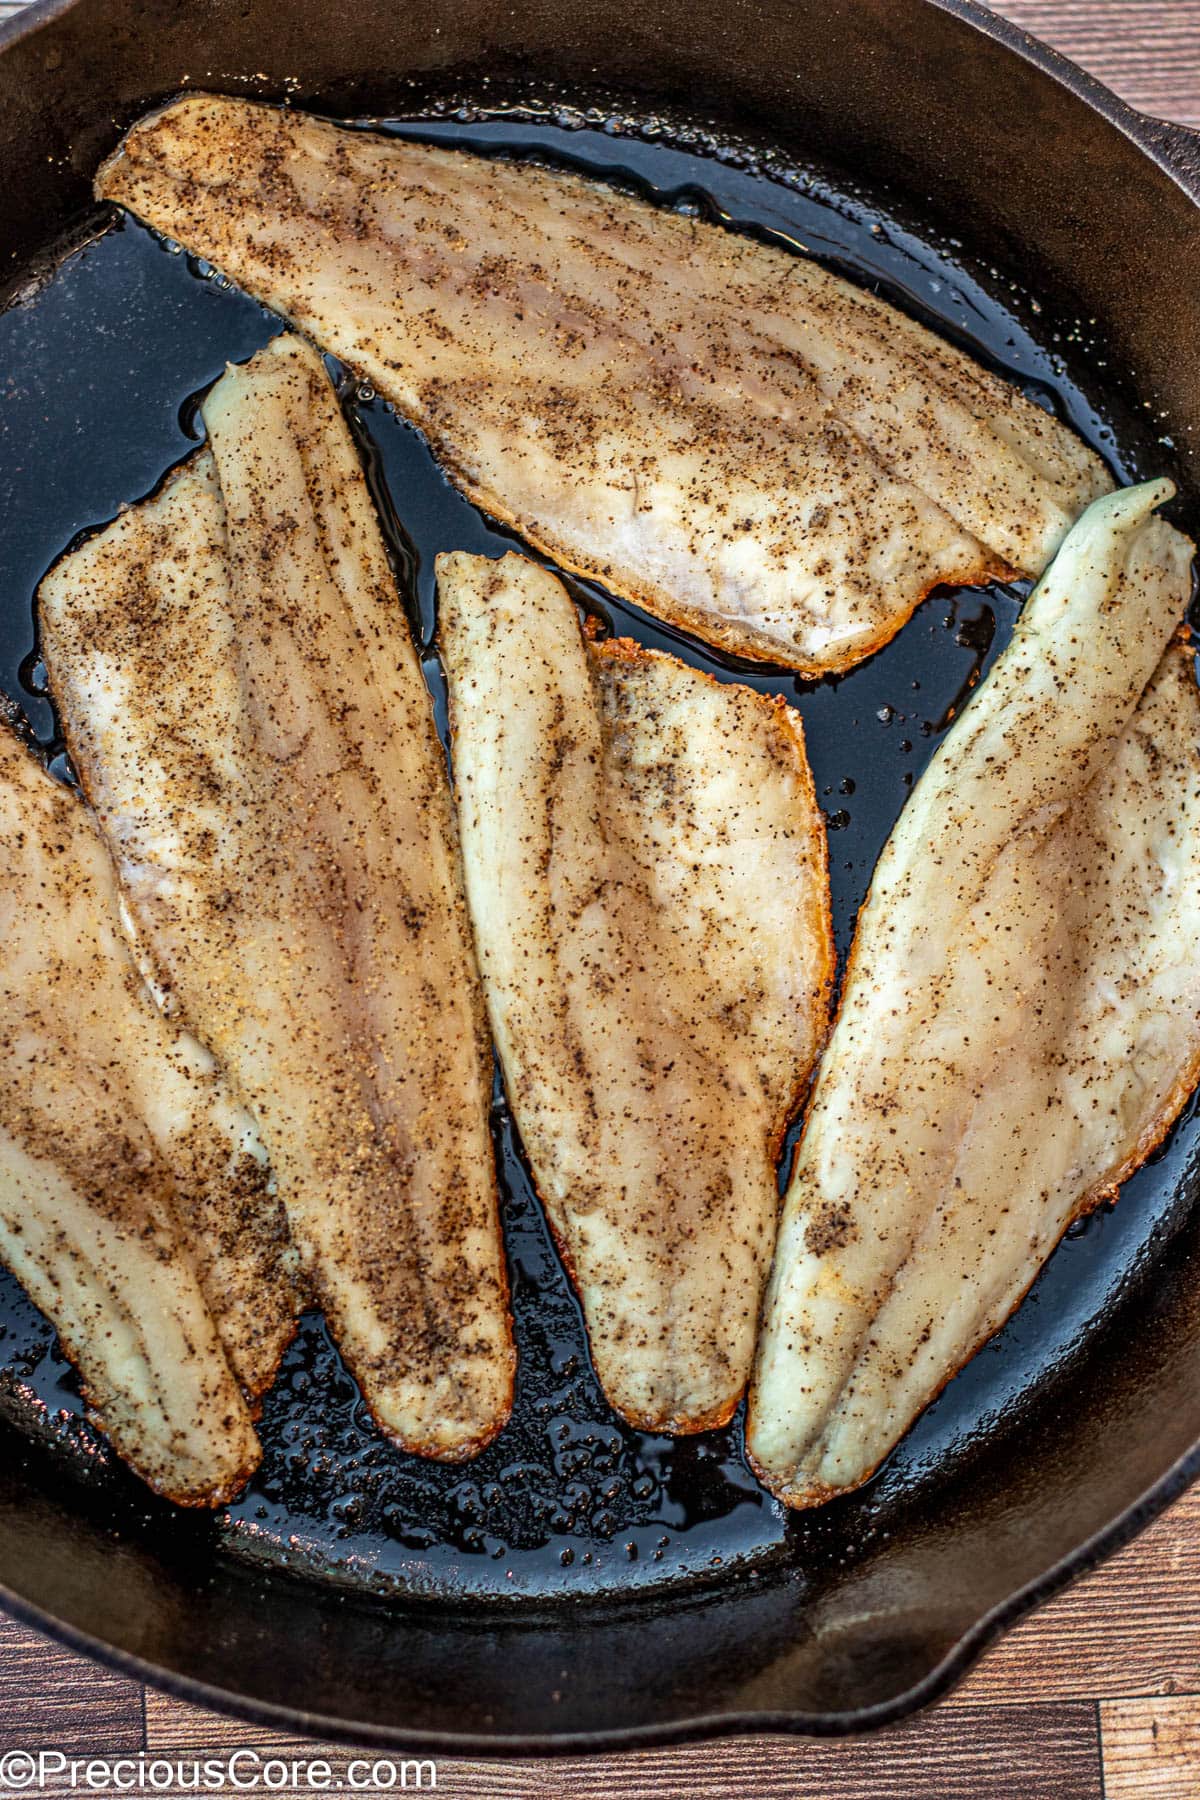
0;1;1198;1794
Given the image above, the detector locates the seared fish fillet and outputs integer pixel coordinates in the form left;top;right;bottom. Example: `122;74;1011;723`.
0;724;269;1504
96;96;1111;673
41;335;515;1460
438;551;833;1430
748;480;1200;1506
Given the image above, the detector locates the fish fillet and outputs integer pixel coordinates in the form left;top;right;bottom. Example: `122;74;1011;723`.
95;96;1112;673
748;479;1200;1506
438;551;834;1430
41;334;515;1460
0;723;270;1504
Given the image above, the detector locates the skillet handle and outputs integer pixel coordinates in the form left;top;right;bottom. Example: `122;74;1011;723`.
1135;112;1200;205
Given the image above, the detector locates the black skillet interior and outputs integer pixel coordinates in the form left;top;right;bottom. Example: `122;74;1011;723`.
1;0;1200;1748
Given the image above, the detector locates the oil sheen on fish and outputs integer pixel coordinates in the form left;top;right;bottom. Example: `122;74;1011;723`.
0;724;272;1504
747;480;1200;1507
438;551;834;1431
41;334;515;1461
96;96;1112;674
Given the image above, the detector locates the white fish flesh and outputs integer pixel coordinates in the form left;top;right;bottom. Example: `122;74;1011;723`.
438;550;834;1429
41;335;515;1461
0;725;277;1503
95;96;1112;673
748;480;1200;1505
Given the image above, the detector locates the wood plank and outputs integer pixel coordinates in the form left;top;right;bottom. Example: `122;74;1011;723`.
144;1697;1101;1798
145;1691;310;1751
0;2;1198;1796
512;1708;1103;1800
954;1482;1200;1704
1102;1696;1200;1799
991;0;1200;125
0;1613;143;1752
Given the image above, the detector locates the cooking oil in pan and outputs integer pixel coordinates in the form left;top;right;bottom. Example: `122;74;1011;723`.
0;100;1195;1605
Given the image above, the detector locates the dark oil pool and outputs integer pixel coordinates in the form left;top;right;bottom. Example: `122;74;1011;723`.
0;99;1196;1607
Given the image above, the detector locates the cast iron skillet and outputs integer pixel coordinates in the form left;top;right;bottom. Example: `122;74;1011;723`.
2;0;1200;1751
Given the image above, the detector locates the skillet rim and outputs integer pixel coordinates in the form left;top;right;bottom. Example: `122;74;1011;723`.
0;1441;1198;1753
0;0;1199;1749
